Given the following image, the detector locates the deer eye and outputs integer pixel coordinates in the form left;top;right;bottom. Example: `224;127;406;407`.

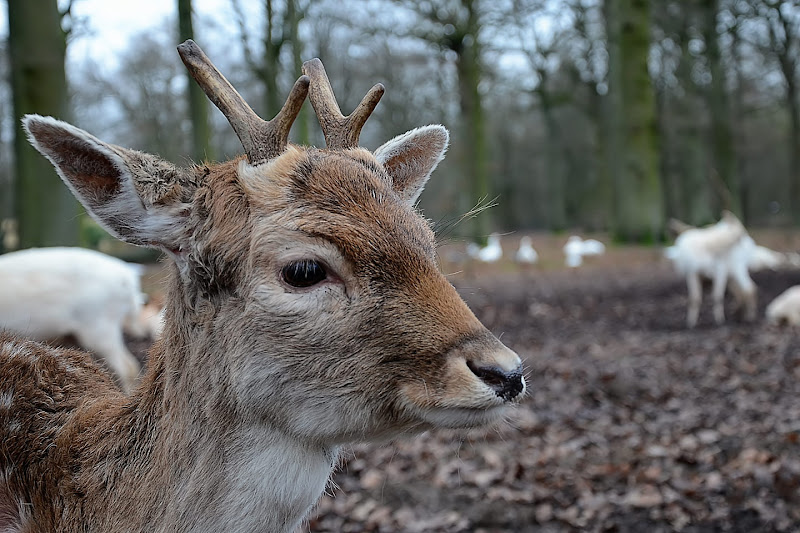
282;259;327;288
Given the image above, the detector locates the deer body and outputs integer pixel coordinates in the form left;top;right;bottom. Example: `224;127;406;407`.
766;285;800;326
665;211;757;327
0;247;146;390
0;42;524;532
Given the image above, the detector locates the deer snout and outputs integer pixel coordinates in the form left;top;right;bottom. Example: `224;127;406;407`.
466;360;525;401
460;337;526;403
401;332;525;428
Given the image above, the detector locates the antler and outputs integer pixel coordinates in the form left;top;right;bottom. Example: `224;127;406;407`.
177;40;309;164
302;58;385;150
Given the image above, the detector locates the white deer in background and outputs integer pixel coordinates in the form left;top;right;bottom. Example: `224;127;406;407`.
515;236;538;264
0;247;151;390
0;41;525;533
665;211;757;327
563;235;605;268
767;285;800;325
467;233;503;263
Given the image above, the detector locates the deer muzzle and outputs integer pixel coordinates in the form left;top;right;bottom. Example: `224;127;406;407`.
466;359;525;401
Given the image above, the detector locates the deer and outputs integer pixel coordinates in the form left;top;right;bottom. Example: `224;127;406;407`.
0;246;153;391
0;41;525;533
664;211;757;327
767;285;800;326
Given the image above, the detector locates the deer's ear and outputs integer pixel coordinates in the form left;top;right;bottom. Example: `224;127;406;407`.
23;115;192;252
374;125;449;205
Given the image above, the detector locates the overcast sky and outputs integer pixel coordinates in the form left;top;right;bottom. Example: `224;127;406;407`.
0;0;237;71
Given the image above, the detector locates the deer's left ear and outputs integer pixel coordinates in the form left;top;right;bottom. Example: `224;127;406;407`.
374;125;449;205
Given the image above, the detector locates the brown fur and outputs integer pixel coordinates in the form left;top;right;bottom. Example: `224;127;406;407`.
0;334;123;530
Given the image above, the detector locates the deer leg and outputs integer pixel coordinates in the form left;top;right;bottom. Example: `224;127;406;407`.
728;280;743;314
686;271;702;328
74;324;141;392
711;268;728;325
729;265;757;322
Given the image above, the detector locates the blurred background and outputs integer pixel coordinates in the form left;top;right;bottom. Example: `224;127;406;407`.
4;2;800;531
2;0;800;252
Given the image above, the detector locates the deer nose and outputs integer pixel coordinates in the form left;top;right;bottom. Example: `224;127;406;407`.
467;361;525;401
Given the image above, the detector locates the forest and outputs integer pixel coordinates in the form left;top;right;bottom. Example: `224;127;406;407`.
1;0;799;250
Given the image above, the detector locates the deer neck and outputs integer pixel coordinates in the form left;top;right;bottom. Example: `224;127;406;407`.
210;428;338;532
138;411;338;532
93;276;339;533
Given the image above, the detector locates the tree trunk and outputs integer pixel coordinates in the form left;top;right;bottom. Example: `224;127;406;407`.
759;1;800;224
603;0;624;235
8;0;79;248
588;86;611;231
178;0;212;161
455;0;490;242
536;77;566;231
610;0;663;242
672;19;712;225
775;21;800;224
786;72;800;223
702;0;740;218
287;0;310;146
262;0;283;118
0;43;12;251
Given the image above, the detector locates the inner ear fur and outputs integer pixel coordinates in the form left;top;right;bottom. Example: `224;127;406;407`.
24;114;193;250
374;125;449;205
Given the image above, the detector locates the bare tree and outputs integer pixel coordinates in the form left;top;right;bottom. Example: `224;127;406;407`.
73;28;190;162
230;0;311;145
374;0;494;242
652;0;715;225
702;0;741;217
0;40;13;251
606;0;664;241
513;1;569;231
178;0;212;161
7;0;79;248
758;0;800;223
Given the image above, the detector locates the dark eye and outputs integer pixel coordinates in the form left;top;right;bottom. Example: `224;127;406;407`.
281;259;327;288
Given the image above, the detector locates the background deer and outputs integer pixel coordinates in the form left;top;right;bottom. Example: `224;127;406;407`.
0;246;159;391
0;40;524;533
664;211;757;327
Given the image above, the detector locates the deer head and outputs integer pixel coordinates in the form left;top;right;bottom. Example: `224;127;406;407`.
18;40;524;531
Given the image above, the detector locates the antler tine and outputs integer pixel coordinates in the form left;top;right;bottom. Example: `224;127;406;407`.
302;58;385;149
177;40;309;164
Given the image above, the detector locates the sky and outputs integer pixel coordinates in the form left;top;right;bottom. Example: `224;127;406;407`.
0;1;544;80
0;0;236;71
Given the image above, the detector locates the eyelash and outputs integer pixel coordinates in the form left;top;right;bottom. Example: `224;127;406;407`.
281;259;327;288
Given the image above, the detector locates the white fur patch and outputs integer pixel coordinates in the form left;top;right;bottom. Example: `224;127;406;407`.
213;429;337;532
0;390;11;410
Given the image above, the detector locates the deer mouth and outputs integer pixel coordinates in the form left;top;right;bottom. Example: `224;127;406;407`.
412;404;513;429
400;378;525;430
398;338;526;429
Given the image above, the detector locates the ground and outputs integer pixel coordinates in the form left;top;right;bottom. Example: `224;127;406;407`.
130;233;800;532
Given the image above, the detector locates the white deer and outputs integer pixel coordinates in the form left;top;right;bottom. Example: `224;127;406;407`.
0;41;525;533
766;285;800;325
664;211;756;327
0;246;148;390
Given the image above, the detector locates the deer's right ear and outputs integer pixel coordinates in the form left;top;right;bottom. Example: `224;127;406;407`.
24;115;191;252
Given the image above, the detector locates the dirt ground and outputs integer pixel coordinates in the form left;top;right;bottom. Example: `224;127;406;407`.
130;234;800;532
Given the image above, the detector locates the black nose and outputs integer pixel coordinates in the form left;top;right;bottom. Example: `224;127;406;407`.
467;361;525;401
